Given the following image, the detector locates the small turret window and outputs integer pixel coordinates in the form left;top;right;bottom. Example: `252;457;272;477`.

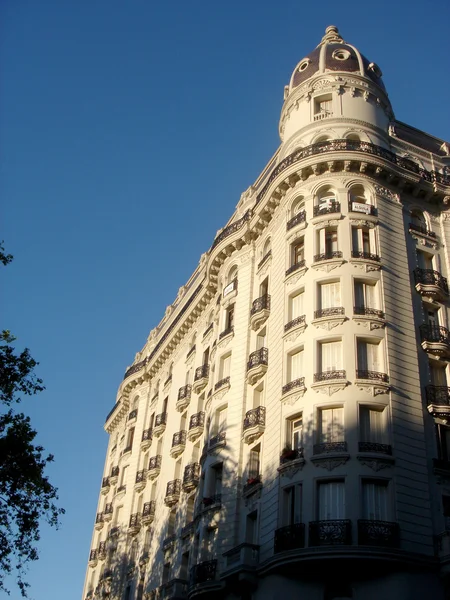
314;95;333;121
332;49;351;61
298;59;310;72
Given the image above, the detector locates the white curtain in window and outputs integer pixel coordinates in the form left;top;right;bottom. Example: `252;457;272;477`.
355;281;377;309
362;482;388;520
357;341;380;371
321;341;342;371
217;408;227;432
318;481;345;520
291;292;304;319
290;350;303;380
221;355;231;378
320;407;344;443
321;282;341;309
360;407;385;443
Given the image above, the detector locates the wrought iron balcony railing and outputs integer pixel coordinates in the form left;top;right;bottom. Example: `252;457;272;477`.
414;268;449;294
357;520;400;547
101;477;110;489
284;315;306;332
285;259;306;276
129;513;141;529
95;512;104;525
203;322;214;339
110;466;119;479
194;364;210;381
190;559;217;587
314;370;346;382
186;344;196;360
286;210;306;230
104;503;113;516
250;294;271;316
172;430;187;448
243;406;266;430
148;455;162;470
123;444;132;454
313;201;341;216
420;324;450;345
89;549;98;562
356;370;389;383
354;306;385;319
183;463;200;488
97;541;107;560
165;479;182;498
141;429;153;443
178;385;192;401
108;526;120;538
219;326;234;340
314;307;345;319
123;358;146;381
351;250;380;261
280;448;303;464
247;347;269;371
313;441;347;454
202;494;222;508
258;249;272;269
282;378;305;395
209;431;226;448
155;412;167;427
142;501;156;519
274;523;305;553
426;385;450;405
309;519;352;546
128;408;138;420
215;376;230;391
189;411;205;430
243;474;262;494
135;470;147;484
313;251;343;262
358;442;392;455
409;222;436;238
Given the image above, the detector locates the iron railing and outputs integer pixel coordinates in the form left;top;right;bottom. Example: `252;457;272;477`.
123;359;146;381
142;501;156;519
194;364;210;381
313;201;341;216
258;249;272;269
203;323;214;339
135;470;147;484
186;344;196;360
286;210;306;230
128;409;138;420
425;386;450;405
219;327;234;339
250;294;271;316
351;250;380;261
243;474;262;494
314;370;346;382
284;315;306;332
247;347;269;371
215;376;230;391
95;512;103;525
172;431;187;448
358;442;392;455
274;523;305;553
209;432;226;448
155;412;167;427
243;406;266;430
101;477;110;489
129;513;141;528
356;370;389;383
165;479;182;498
309;519;352;546
414;269;449;294
212;211;251;249
148;455;162;470
313;251;343;262
354;306;385;319
89;549;98;562
202;494;222;508
420;324;450;345
313;441;347;454
104;503;113;516
282;378;305;395
189;411;205;430
190;559;217;586
178;385;192;401
141;429;153;443
409;222;436;238
183;463;200;489
314;307;345;319
98;541;107;560
110;466;119;478
358;520;400;547
280;448;303;464
285;259;306;276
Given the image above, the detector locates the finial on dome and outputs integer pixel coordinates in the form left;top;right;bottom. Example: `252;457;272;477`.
320;25;343;45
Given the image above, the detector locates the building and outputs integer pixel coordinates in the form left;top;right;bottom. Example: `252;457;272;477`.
82;25;450;600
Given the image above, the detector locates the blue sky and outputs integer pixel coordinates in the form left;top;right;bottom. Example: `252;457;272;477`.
1;1;449;598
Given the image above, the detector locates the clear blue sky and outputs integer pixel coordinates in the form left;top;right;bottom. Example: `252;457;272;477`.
2;1;449;598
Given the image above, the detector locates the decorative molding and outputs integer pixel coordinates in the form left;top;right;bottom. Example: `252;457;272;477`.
311;454;349;471
285;266;308;285
314;218;340;231
352;316;386;331
217;331;234;351
355;381;390;396
283;323;307;342
373;184;400;203
311;380;348;396
348;218;377;229
311;259;345;273
349;258;382;273
311;316;346;331
277;458;305;478
280;388;306;405
357;455;394;471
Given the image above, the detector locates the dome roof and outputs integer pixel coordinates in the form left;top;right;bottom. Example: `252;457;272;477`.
289;26;385;92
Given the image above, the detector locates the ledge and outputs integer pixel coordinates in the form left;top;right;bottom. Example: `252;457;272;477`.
311;258;345;273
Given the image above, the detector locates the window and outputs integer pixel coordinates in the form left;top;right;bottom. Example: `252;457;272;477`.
289;290;304;320
356;339;383;374
287;414;303;452
430;364;447;386
319;281;341;311
257;328;267;350
354;280;378;312
319;340;343;373
223;304;234;332
362;480;389;520
349;184;370;209
210;462;223;496
437;424;450;462
288;349;304;382
443;496;450;530
318;480;345;519
262;238;271;258
291;196;305;218
417;250;433;270
291;238;305;265
125;428;135;451
162;563;171;585
246;510;258;544
260;277;269;297
318;407;344;444
317;227;339;257
281;484;302;525
214;407;227;436
359;406;387;444
248;444;261;480
253;383;264;408
219;354;231;380
314;94;332;119
317;188;337;210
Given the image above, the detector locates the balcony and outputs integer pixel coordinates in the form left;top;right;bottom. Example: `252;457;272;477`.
351;250;381;262
103;503;113;522
311;441;349;469
353;306;385;323
170;430;187;459
282;377;306;397
314;307;345;320
203;322;214;341
186;344;196;363
313;251;343;263
312;370;347;394
95;512;104;530
192;364;209;394
223;542;260;576
356;370;389;383
116;485;126;497
153;412;167;437
142;500;156;525
426;385;450;420
214;376;230;395
420;324;450;358
314;370;346;383
190;559;218;588
176;385;192;412
247;347;268;385
101;477;110;495
258;249;272;270
163;533;177;551
348;201;377;216
201;494;222;511
358;442;392;455
286;210;306;231
164;479;182;507
285;259;306;278
313;200;340;217
209;431;226;451
109;466;119;485
128;408;138;421
243;406;266;444
358;520;400;548
414;268;449;301
183;462;200;492
219;326;234;342
409;222;436;239
250;294;271;331
161;579;188;599
187;411;205;441
274;523;305;553
284;315;306;336
88;549;98;567
312;306;345;330
129;512;141;535
309;519;352;546
279;447;303;465
181;520;195;539
98;541;107;561
141;428;153;450
243;474;262;496
147;455;162;480
135;469;147;492
313;441;347;455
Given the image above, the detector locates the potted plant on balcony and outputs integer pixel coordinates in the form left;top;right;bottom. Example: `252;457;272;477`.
246;476;260;486
280;444;298;462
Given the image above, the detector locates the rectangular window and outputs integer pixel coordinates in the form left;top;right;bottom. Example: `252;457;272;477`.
282;484;302;526
215;407;227;435
319;407;344;443
225;305;234;330
320;281;341;309
246;510;258;544
320;340;343;372
257;329;267;349
359;406;387;444
430;365;447;386
354;280;377;310
417;250;433;270
357;340;381;372
220;354;231;379
318;480;345;520
325;229;338;254
437;424;450;462
314;94;332;118
362;480;389;520
248;445;261;480
292;239;304;265
212;462;223;496
352;226;376;255
289;349;304;381
287;414;303;451
290;290;304;320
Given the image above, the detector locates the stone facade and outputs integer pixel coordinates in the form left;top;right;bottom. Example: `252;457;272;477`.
83;26;450;600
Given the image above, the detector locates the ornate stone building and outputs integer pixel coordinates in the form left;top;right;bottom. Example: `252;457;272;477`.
83;26;450;600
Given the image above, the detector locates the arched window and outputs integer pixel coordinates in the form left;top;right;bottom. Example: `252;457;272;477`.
346;133;360;142
227;265;238;284
315;134;331;143
315;186;338;215
291;196;305;218
262;238;271;257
